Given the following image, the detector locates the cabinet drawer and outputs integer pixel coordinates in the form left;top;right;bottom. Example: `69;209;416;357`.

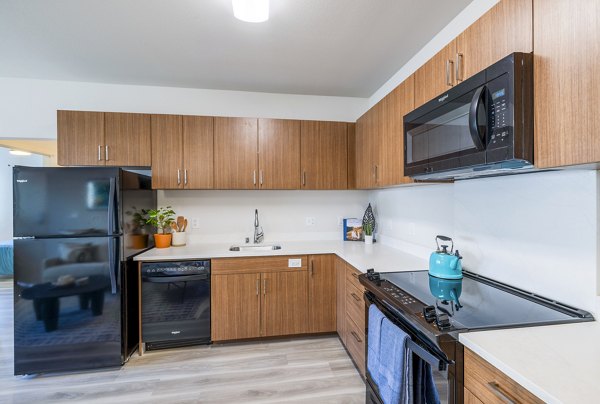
345;281;366;331
345;265;363;290
464;348;543;404
212;256;308;275
345;315;366;376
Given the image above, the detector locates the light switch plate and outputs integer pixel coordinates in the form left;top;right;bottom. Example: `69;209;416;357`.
288;258;302;268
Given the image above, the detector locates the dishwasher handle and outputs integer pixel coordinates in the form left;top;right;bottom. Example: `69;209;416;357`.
142;274;209;283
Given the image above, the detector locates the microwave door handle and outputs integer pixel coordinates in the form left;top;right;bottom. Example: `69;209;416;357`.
469;86;487;151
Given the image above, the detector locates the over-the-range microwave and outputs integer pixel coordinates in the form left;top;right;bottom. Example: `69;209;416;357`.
404;52;533;180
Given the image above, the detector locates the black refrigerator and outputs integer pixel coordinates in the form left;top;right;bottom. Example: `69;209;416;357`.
12;166;156;375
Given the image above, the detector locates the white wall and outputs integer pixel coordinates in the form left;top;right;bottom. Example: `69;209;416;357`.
158;190;368;244
0;77;368;140
0;148;45;241
369;170;599;313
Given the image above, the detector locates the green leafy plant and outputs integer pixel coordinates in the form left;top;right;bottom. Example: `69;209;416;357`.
125;206;150;234
145;206;176;234
364;223;373;236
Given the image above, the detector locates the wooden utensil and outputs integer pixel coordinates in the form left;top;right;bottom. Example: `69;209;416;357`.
182;219;188;232
170;222;178;232
176;216;185;232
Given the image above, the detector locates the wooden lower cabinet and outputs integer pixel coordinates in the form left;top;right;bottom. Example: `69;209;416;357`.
307;254;336;333
335;256;347;342
464;348;543;404
262;270;308;337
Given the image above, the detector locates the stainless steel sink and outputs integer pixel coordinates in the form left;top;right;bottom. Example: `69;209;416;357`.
229;244;282;252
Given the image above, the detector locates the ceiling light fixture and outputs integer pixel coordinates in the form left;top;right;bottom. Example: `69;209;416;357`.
9;150;32;156
232;0;269;23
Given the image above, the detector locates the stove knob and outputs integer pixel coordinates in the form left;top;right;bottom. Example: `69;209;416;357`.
423;305;436;323
366;268;380;281
435;313;451;330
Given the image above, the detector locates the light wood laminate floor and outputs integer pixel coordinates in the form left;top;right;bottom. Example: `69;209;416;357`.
0;280;365;403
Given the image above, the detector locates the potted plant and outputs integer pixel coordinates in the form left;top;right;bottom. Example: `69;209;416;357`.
125;206;150;249
364;223;374;245
145;206;176;248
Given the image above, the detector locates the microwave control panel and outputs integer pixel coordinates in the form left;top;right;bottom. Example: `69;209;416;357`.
488;74;512;150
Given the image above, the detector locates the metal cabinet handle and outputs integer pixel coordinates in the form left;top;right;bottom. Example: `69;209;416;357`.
446;60;454;86
351;292;361;302
253;170;256;186
105;145;109;161
184;169;188;186
260;170;264;186
487;382;516;404
302;171;306;186
310;260;314;276
375;165;379;183
263;279;267;295
256;279;259;296
456;53;463;82
350;331;363;343
177;169;181;185
352;272;359;279
98;145;102;161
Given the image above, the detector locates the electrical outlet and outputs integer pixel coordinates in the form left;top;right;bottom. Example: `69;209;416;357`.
192;218;201;230
288;258;302;268
305;217;316;226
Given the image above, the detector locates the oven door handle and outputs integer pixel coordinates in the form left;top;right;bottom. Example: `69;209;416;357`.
406;339;446;371
469;85;487;151
142;274;209;283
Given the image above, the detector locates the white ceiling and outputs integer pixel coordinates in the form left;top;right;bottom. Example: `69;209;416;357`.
0;0;473;97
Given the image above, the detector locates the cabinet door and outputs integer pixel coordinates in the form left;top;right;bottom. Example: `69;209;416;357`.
307;255;336;333
534;0;600;168
301;121;348;190
57;110;105;166
355;110;376;189
379;75;414;186
258;118;301;189
183;115;214;189
335;257;346;342
464;388;484;404
347;123;356;190
456;0;532;82
151;114;183;189
211;273;261;341
214;117;258;189
104;112;151;167
414;40;457;108
261;270;309;337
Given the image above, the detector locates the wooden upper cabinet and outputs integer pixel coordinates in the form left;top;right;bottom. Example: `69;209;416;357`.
414;40;458;108
183;116;214;189
347;123;356;190
300;121;348;189
57;110;105;166
104;112;151;167
214;117;258;189
355;109;377;189
258;118;301;189
534;0;600;168
211;273;261;341
151;114;183;189
307;254;336;333
456;0;533;82
261;270;309;337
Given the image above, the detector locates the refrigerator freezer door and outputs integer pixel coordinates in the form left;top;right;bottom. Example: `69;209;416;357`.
13;236;122;374
13;166;120;238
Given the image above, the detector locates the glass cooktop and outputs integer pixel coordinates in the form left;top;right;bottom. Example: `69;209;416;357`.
377;270;593;330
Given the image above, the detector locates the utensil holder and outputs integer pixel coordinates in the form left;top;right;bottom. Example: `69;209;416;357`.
171;231;187;247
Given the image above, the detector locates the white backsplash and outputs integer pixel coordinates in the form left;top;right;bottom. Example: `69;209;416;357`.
159;190;368;244
370;170;599;313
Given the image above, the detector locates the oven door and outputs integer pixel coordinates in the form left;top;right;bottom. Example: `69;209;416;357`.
404;73;490;178
364;292;458;404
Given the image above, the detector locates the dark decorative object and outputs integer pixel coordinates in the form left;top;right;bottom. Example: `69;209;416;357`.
362;203;376;239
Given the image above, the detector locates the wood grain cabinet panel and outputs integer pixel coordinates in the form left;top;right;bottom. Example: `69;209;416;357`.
182;115;214;189
347;123;356;189
533;0;600;168
456;0;532;82
464;388;484;404
464;348;543;404
151;114;183;189
335;256;347;343
258;118;301;189
300;121;348;189
414;40;458;109
307;254;336;333
355;108;377;189
214;117;258;189
262;270;309;337
57;110;105;166
211;273;261;341
104;112;151;167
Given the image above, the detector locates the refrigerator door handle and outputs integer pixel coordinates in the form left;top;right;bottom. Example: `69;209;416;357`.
108;177;117;235
108;238;118;295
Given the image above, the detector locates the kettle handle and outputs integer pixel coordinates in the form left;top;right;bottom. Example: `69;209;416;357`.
435;235;454;253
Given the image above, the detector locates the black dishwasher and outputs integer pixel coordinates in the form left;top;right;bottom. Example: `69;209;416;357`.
141;260;211;350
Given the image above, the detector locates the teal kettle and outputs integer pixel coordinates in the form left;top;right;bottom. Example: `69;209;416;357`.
429;235;463;279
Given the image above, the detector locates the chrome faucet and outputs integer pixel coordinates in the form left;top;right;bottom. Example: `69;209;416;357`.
253;209;264;244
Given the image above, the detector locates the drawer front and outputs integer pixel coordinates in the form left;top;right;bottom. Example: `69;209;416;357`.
212;256;308;275
345;281;366;330
345;315;366;376
464;348;543;404
345;264;363;290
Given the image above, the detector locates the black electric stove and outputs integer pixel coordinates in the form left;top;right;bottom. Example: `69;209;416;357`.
359;270;594;404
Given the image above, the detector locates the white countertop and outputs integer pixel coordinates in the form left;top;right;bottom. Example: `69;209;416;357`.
460;321;600;403
134;240;427;273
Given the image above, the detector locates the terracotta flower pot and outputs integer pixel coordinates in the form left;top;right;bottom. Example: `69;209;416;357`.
153;233;172;248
